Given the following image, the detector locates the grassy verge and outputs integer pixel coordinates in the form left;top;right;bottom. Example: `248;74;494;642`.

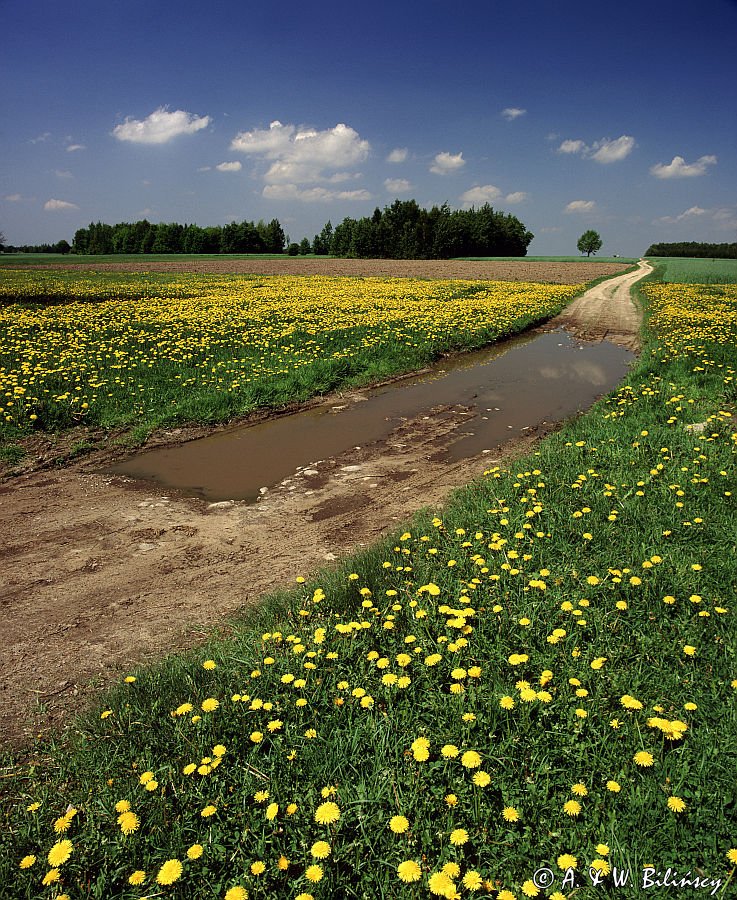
2;272;736;900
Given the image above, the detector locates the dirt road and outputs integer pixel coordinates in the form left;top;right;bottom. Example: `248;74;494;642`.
0;262;650;747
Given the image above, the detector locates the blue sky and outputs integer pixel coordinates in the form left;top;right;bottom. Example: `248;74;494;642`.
2;0;736;256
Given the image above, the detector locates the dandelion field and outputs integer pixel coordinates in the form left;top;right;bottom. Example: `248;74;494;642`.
2;267;737;899
0;270;580;447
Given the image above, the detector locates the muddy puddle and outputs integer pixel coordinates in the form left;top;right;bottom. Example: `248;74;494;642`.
109;330;633;501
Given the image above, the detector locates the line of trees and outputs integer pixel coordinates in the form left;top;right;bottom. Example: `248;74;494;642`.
70;219;287;255
314;200;533;259
645;241;737;259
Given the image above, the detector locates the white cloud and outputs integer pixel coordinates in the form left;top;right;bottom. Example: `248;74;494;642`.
650;154;717;179
564;200;597;214
262;184;371;202
4;193;25;202
384;178;412;194
504;191;528;204
460;184;501;206
112;107;211;144
231;121;370;187
44;198;79;211
558;135;635;163
55;170;73;179
656;206;707;224
215;161;242;172
558;139;586;155
30;132;51;144
589;135;635;163
501;107;526;121
430;151;465;174
66;144;85;152
387;147;408;163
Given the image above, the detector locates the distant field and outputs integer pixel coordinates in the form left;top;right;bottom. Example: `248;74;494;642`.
0;255;632;283
646;256;737;283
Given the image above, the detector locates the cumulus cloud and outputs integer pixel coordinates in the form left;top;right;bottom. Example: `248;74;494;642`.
501;107;526;121
564;200;597;214
262;184;371;202
650;154;717;179
55;170;73;179
460;184;501;205
384;178;412;194
231;121;370;190
430;151;465;174
66;144;85;152
30;132;51;144
558;135;635;163
504;191;528;204
112;107;211;144
44;198;79;211
215;161;242;172
558;139;586;155
387;147;408;163
656;206;708;224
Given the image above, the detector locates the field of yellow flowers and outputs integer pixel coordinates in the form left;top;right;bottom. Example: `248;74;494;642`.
2;268;737;899
0;270;579;446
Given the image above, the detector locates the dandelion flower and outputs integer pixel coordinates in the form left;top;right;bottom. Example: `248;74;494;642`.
19;855;36;869
503;806;520;822
305;864;323;882
187;844;204;860
397;860;422;883
667;796;687;813
557;854;577;869
473;771;491;787
443;862;461;878
250;861;266;875
201;804;217;817
445;794;458;806
118;811;140;835
129;871;146;885
634;751;654;767
428;871;456;895
42;869;60;885
563;800;582;816
47;840;73;867
411;736;430;761
461;750;482;769
156;858;183;885
522;880;540;897
310;840;331;859
463;870;483;889
389;815;410;834
53;816;72;834
114;799;131;813
201;698;219;712
295;895;314;900
498;892;517;900
224;887;248;900
314;801;340;825
606;780;621;793
571;782;588;796
450;827;469;845
726;849;737;865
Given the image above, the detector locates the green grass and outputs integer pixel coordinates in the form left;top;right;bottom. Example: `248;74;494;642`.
645;257;737;284
2;272;736;898
458;256;638;264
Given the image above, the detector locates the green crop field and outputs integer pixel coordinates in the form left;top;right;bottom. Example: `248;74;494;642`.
646;256;737;284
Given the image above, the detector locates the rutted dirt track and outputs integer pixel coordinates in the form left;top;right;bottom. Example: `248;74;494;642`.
0;260;646;747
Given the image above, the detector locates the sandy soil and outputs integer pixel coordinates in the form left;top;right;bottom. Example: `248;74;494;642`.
26;257;631;284
0;261;648;748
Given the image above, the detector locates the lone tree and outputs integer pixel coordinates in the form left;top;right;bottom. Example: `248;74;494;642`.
577;229;603;256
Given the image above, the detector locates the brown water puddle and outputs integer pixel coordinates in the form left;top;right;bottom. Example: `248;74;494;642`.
109;330;633;501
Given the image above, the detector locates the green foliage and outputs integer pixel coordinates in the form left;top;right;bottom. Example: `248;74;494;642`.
577;230;603;257
645;241;737;260
328;200;534;259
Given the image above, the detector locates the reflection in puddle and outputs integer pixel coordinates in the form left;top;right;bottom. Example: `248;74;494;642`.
108;330;633;501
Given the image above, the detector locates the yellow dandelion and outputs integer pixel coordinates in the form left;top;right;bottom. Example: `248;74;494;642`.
310;841;331;859
634;751;654;767
305;863;324;882
224;887;249;900
19;855;36;869
503;806;520;822
389;815;410;834
187;844;204;860
314;801;340;825
129;870;146;885
397;860;422;883
667;796;687;813
47;840;73;867
563;800;582;816
156;858;183;886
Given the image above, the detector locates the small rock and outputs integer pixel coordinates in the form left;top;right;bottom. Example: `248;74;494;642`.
138;542;156;552
208;500;235;509
303;468;319;476
341;465;361;472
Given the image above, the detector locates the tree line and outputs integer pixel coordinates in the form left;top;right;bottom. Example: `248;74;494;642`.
1;199;534;258
71;219;288;255
316;200;532;258
645;241;737;259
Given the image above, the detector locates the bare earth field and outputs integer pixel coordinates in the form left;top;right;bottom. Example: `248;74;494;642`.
31;256;631;283
0;260;644;748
